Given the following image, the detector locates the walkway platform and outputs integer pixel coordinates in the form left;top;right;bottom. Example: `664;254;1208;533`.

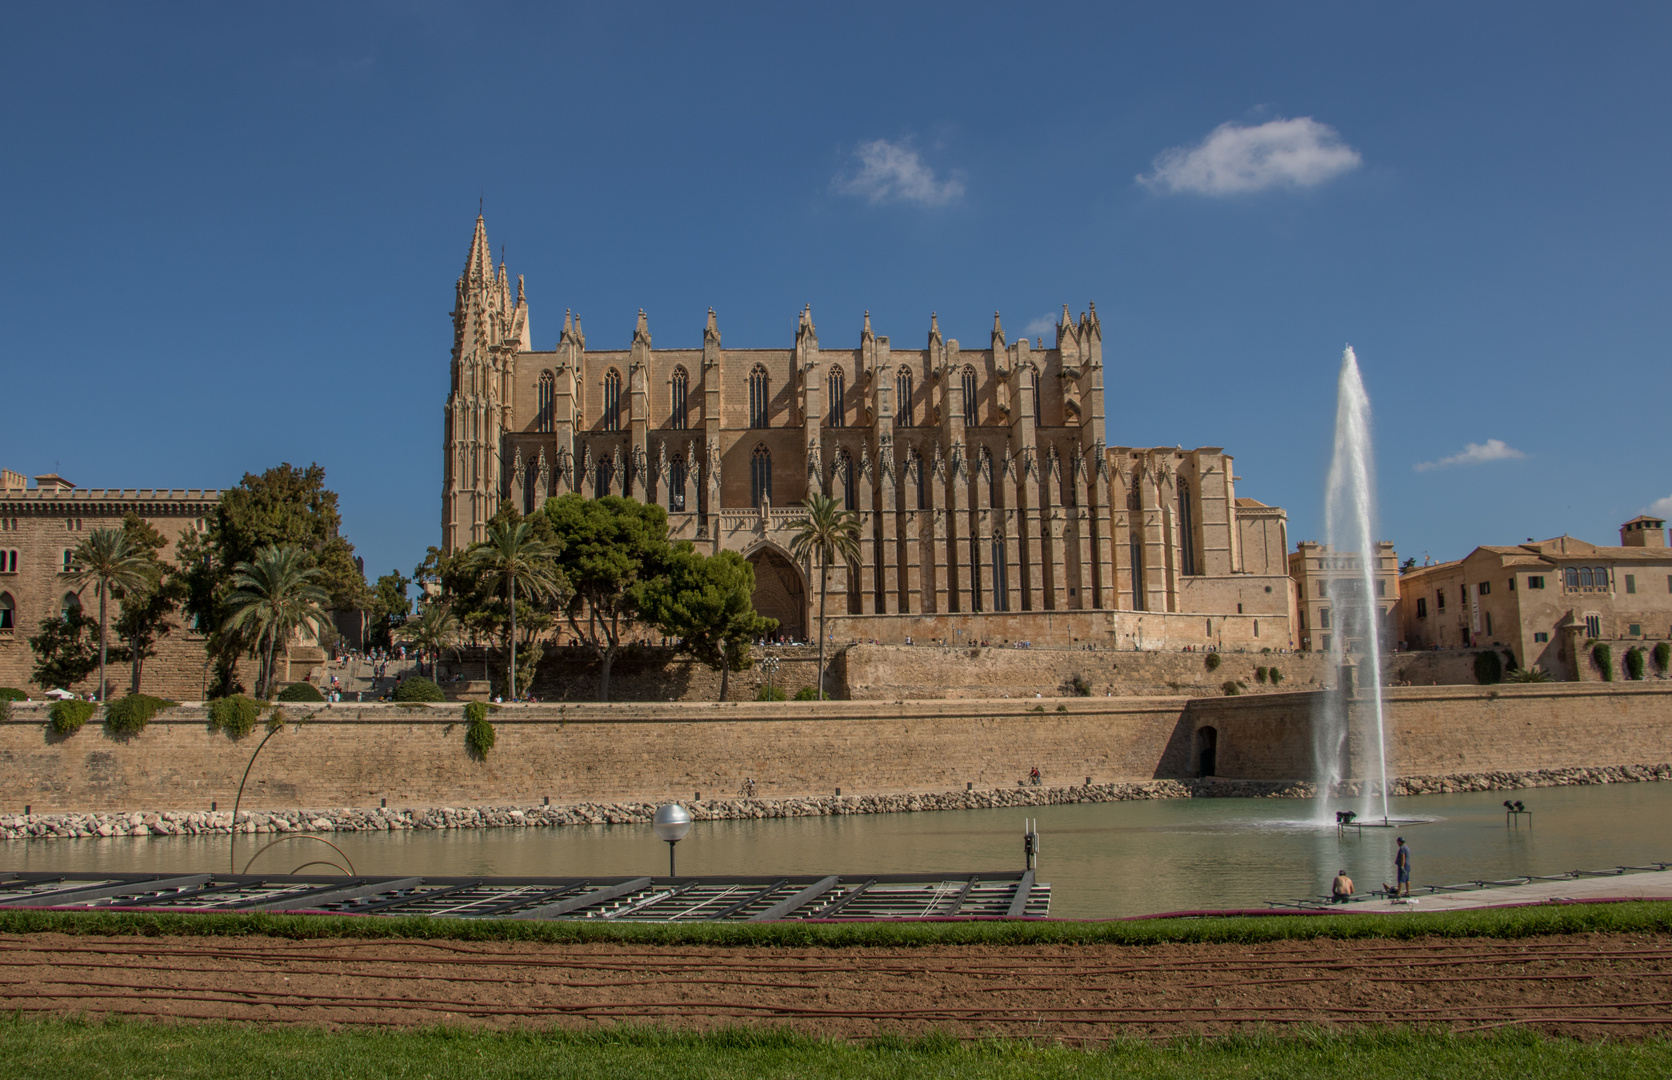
1267;864;1672;914
0;870;1050;922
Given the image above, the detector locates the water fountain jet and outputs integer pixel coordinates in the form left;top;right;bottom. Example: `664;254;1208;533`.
1315;346;1391;823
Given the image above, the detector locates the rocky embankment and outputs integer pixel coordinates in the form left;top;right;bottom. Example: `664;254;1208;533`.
0;765;1665;843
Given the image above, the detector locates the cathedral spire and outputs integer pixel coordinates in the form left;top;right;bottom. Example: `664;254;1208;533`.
633;308;652;348
462;214;492;283
991;310;1006;352
861;310;874;344
704;307;721;346
928;311;942;349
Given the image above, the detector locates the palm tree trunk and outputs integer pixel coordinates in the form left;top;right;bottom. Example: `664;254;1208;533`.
97;584;109;703
718;649;730;702
508;575;518;700
264;628;278;700
816;550;828;701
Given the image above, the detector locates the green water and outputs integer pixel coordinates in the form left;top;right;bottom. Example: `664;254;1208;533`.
4;783;1667;919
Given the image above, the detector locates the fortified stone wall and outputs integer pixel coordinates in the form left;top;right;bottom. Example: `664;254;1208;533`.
440;645;826;703
3;684;1665;815
840;643;1335;700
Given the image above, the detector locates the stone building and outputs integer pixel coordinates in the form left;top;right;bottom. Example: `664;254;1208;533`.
441;216;1296;648
1397;517;1672;680
1288;541;1400;652
0;469;227;698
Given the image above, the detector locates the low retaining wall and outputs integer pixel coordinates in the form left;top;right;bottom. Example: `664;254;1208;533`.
2;683;1668;818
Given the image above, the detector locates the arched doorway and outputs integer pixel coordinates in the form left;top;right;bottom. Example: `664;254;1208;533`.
747;547;806;642
1195;726;1218;778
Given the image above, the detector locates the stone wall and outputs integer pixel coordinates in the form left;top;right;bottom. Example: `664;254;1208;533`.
3;683;1666;816
840;643;1333;699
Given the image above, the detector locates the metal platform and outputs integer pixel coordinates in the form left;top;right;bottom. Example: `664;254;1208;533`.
0;870;1050;922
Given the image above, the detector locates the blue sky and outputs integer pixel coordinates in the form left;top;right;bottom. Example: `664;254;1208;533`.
4;2;1669;583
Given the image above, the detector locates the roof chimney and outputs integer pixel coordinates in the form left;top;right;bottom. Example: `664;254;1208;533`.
1620;515;1666;547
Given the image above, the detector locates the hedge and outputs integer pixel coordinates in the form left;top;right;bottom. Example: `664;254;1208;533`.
0;687;28;702
393;676;445;703
1592;642;1614;681
277;682;326;703
1473;650;1503;685
48;699;97;735
464;701;497;760
208;695;265;738
104;694;176;735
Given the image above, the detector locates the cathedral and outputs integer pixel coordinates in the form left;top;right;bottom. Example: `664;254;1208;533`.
442;216;1297;648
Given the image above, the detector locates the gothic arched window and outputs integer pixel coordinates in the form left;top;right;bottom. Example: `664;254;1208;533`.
1178;480;1197;576
670;367;688;430
1026;364;1040;418
669;455;686;512
61;592;81;621
962;365;978;425
828;366;846;428
0;591;13;631
595;456;614;498
602;368;622;432
537;371;555;433
749;365;770;428
896;367;914;427
750;444;772;508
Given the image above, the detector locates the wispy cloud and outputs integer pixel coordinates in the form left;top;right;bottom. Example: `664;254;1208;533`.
1138;117;1362;196
1647;495;1672;519
1022;314;1056;340
1414;439;1527;473
833;139;965;206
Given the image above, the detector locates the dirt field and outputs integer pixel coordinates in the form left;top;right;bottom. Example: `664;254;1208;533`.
3;932;1670;1041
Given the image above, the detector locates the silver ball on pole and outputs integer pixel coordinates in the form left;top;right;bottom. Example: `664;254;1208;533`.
653;803;693;877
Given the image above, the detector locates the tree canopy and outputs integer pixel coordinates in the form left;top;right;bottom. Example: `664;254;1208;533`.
645;546;777;701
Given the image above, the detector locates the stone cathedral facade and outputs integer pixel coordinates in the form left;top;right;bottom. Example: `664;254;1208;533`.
442;217;1297;648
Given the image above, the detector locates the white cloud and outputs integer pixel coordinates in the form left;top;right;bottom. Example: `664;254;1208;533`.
1647;495;1672;518
1022;314;1056;340
833;139;965;206
1138;117;1362;196
1414;439;1527;473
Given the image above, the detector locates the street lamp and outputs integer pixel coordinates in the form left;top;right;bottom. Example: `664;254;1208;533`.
761;653;780;699
653;802;692;877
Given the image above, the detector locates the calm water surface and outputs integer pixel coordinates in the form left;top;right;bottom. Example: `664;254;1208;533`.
5;783;1668;919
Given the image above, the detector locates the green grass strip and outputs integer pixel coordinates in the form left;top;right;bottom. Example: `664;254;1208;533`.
0;900;1668;947
0;1017;1667;1080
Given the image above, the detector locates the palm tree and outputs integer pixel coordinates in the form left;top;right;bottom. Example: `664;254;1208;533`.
224;545;332;699
464;520;562;699
69;528;154;703
408;601;461;678
788;492;861;701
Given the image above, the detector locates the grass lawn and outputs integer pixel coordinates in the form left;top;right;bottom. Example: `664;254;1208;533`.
1;1019;1668;1080
0;899;1668;947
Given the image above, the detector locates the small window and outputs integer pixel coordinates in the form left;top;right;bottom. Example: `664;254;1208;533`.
602;368;622;432
1436;589;1446;611
1628;623;1642;636
61;592;81;620
1319;607;1332;629
1321;634;1332;652
1478;581;1490;596
1533;631;1548;643
1625;574;1636;595
670;368;689;431
1566;567;1579;588
0;550;15;573
1416;597;1428;618
1528;575;1544;589
62;550;74;572
1585;614;1601;638
828;366;845;428
1485;612;1493;635
0;591;13;631
749;365;770;428
1508;577;1515;591
1317;580;1328;598
1375;579;1386;597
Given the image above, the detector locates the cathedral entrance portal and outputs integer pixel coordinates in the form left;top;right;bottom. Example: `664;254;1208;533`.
747;547;807;643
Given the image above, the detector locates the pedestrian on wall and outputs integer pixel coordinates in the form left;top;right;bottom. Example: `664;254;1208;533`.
1395;836;1411;897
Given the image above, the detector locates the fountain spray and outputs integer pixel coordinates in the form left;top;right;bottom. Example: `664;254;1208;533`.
1320;347;1390;821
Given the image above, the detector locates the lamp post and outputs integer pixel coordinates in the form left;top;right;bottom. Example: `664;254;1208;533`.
761;653;780;700
653;802;692;877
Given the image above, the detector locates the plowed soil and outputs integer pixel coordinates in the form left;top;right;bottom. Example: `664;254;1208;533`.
3;932;1669;1041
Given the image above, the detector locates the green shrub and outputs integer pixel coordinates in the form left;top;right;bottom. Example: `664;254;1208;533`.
463;701;497;760
104;694;176;735
1204;652;1221;671
755;685;787;701
1654;642;1671;674
0;698;10;723
208;695;264;738
1267;667;1283;686
1473;650;1503;685
1509;665;1554;682
1592;642;1613;681
1031;704;1044;712
793;686;819;701
0;687;28;702
1221;680;1242;696
1069;673;1092;696
1624;646;1646;681
1254;666;1268;684
394;676;445;703
277;682;325;703
48;699;96;735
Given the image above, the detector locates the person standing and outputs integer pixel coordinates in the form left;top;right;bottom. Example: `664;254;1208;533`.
1395;837;1411;897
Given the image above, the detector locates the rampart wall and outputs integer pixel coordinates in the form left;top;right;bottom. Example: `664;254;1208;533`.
2;684;1666;815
